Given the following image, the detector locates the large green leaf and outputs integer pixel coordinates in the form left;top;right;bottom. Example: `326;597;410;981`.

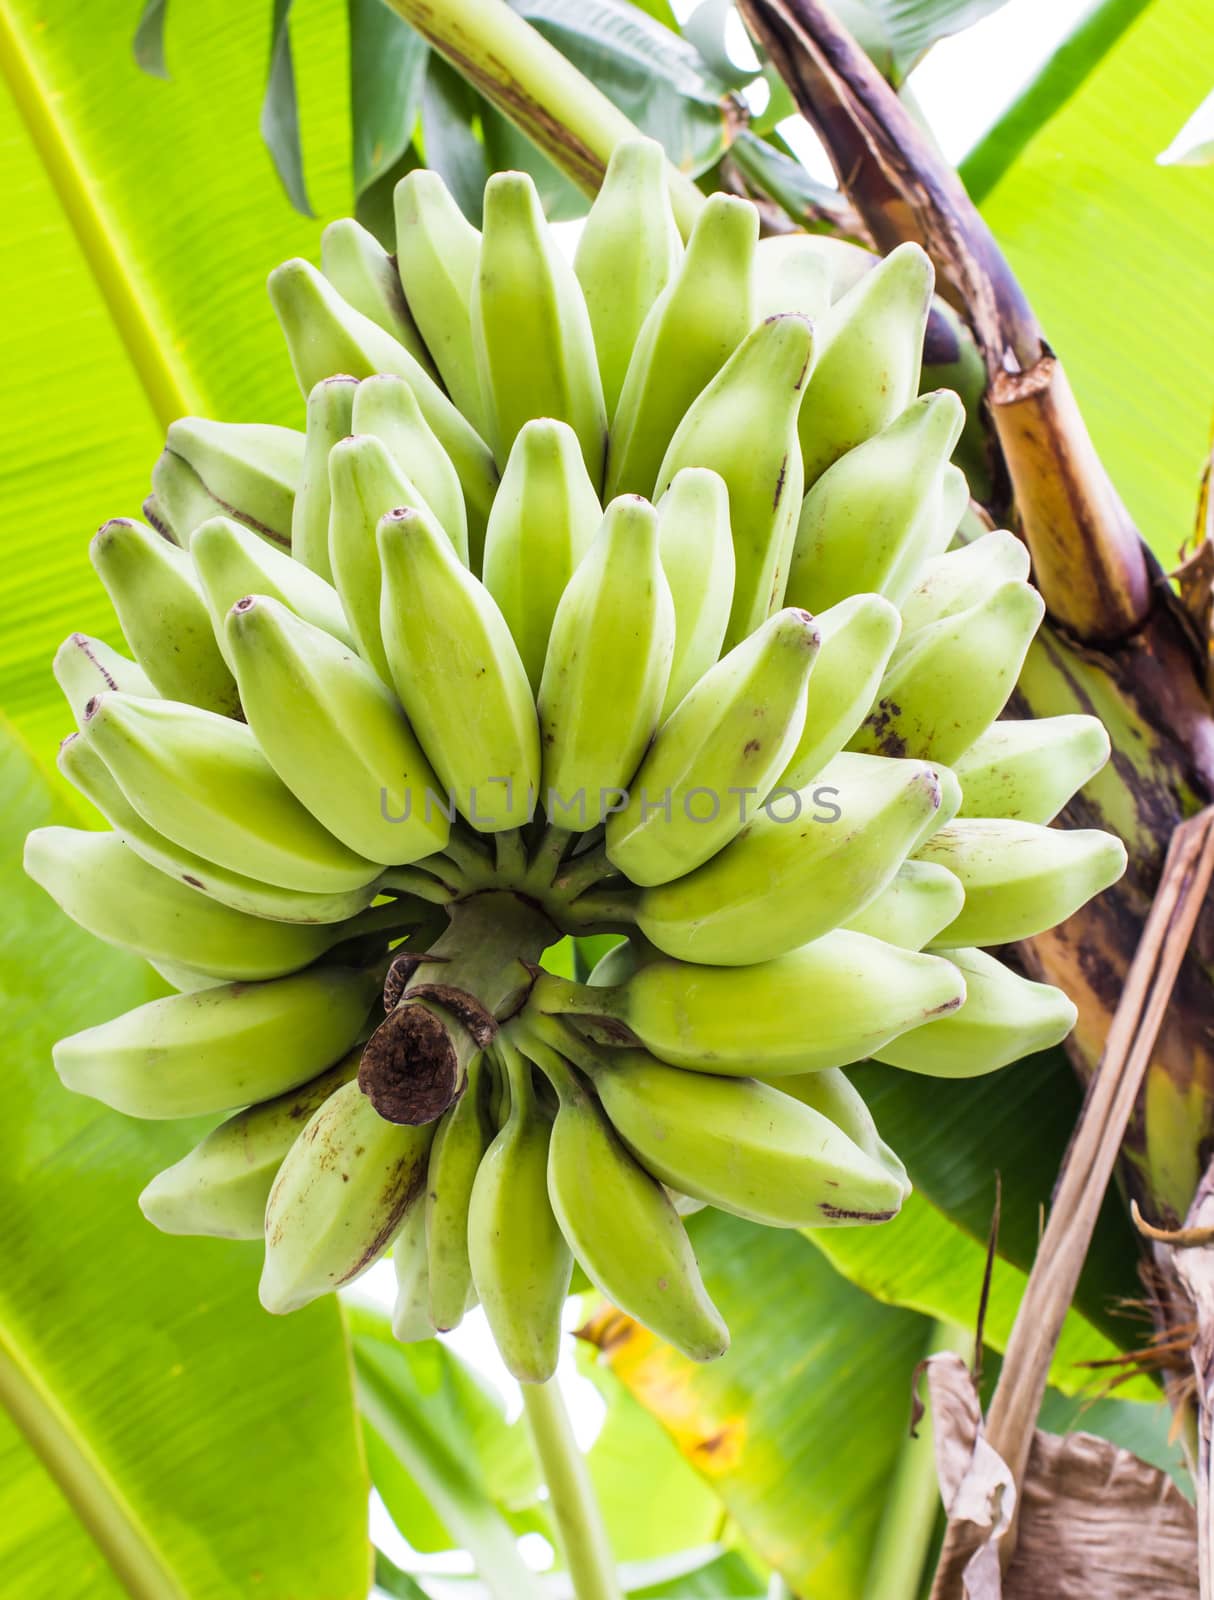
0;721;370;1597
0;0;354;765
585;1210;935;1599
966;0;1214;560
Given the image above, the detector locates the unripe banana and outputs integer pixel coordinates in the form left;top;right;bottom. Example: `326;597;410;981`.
90;518;240;716
393;168;485;433
267;257;498;535
573;137;682;416
769;1067;909;1199
605;607;819;886
533;931;966;1074
842;859;966;949
54;632;157;725
785;391;964;614
291;376;358;581
533;1040;728;1362
918;818;1128;947
140;1051;361;1238
553;1028;907;1228
953;716;1111;823
57;733;381;925
852;579;1046;764
754;232;874;306
872;946;1078;1077
471;171;606;481
390;1197;436;1343
351;373;471;565
260;1077;435;1313
896;529;1030;642
190;514;356;658
468;1040;572;1382
379;505;540;831
894;461;971;586
753;234;832;323
606;193;757;499
798;241;934;486
25;828;335;978
54;966;377;1119
481;418;601;691
82;693;381;894
538;496;674;832
655;313;814;649
636;752;944;966
425;1055;494;1331
327;431;448;680
225;595;450;866
154;417;304;548
656;468;736;717
320;217;435;374
778;595;901;790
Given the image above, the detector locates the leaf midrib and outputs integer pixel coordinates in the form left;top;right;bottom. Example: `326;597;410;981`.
0;0;197;430
0;1322;186;1600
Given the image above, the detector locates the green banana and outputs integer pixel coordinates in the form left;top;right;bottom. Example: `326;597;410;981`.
784;390;964;614
468;1039;572;1382
655;313;814;649
754;232;874;306
391;1195;437;1343
953;715;1111;823
769;1067;909;1199
351;373;471;566
537;496;674;832
798;241;935;486
320;217;435;374
327;431;444;681
480;418;601;691
753;233;832;323
54;967;377;1119
872;946;1078;1077
606;193;757;499
54;632;156;725
605;607;820;886
393;168;485;433
895;529;1031;642
852;579;1046;763
153;417;304;549
655;467;736;718
260;1077;435;1313
90;517;239;715
425;1054;494;1331
552;1027;907;1228
267;257;498;536
57;732;381;925
532;931;966;1074
225;594;449;865
635;752;945;965
842;859;966;949
471;171;606;481
778;595;902;789
291;376;358;581
81;693;381;894
25;828;335;978
140;1052;361;1239
190;513;356;657
918;818;1128;947
573;137;682;417
379;504;540;831
531;1037;729;1362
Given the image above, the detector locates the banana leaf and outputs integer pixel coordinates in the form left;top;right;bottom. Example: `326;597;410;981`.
965;0;1214;561
0;718;370;1597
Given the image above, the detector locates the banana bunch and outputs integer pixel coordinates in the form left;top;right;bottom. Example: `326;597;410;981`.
28;142;1126;1375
